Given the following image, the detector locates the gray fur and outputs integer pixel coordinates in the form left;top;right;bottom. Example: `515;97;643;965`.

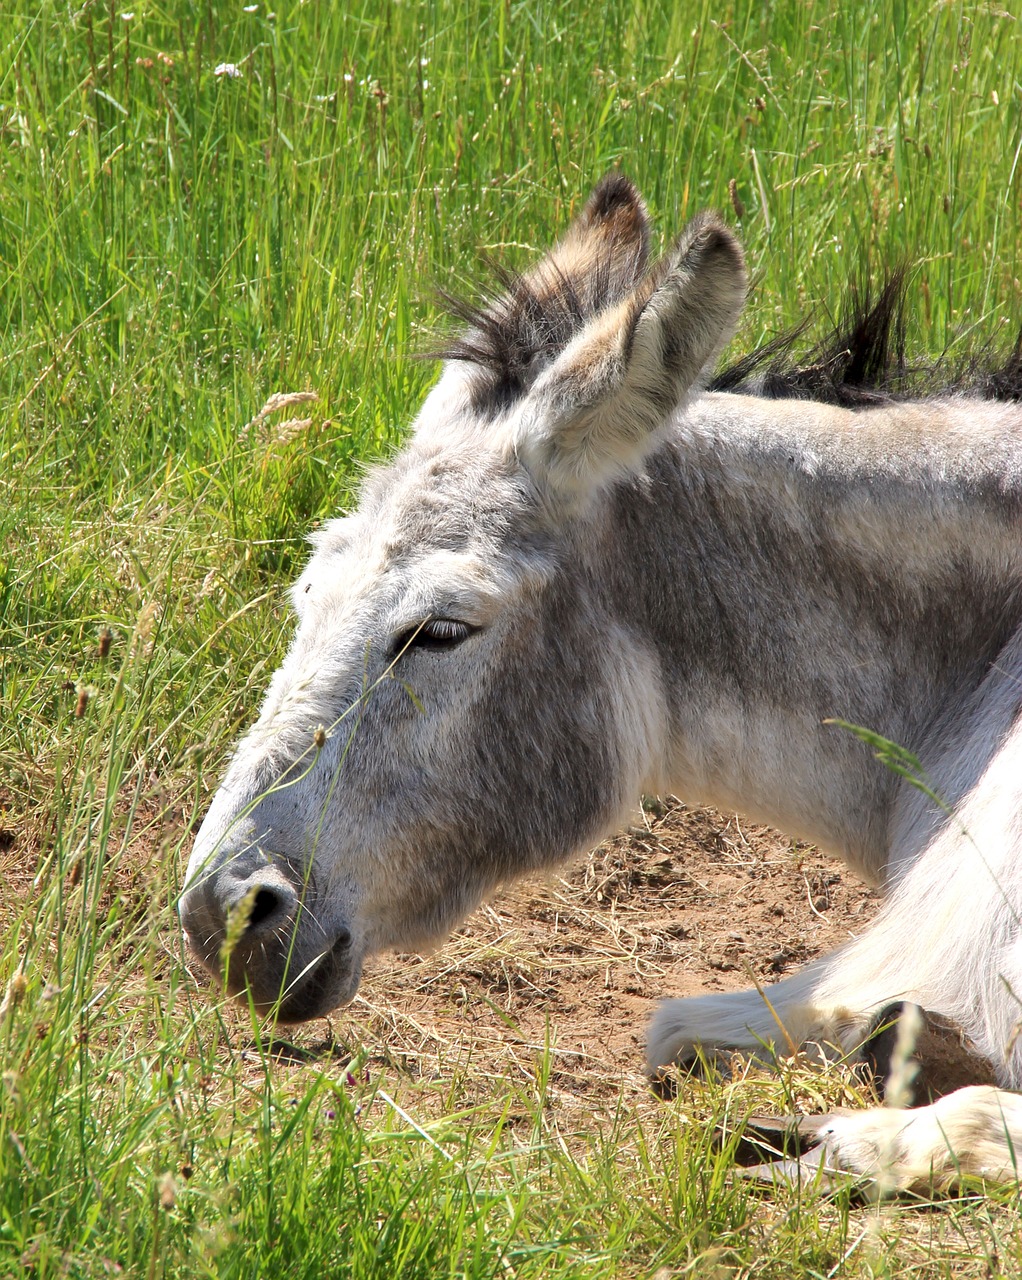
181;178;1022;1186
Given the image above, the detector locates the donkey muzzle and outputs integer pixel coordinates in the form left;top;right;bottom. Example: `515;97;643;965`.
180;849;360;1020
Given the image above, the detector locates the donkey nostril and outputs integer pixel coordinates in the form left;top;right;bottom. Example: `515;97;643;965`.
246;887;285;932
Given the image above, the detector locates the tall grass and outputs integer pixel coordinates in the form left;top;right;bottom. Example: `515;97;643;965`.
3;0;1022;1274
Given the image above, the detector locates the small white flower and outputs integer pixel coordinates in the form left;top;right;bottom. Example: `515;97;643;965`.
214;62;243;78
243;3;258;10
120;10;135;18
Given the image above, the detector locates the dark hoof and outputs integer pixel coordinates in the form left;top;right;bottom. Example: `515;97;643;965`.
648;1049;730;1100
648;1066;678;1100
721;1113;828;1167
862;1002;996;1106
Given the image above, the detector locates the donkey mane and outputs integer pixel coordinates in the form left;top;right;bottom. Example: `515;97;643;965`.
712;276;1022;407
437;219;1022;411
709;275;908;407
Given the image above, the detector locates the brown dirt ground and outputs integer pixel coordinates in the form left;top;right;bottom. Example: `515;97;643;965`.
1;784;885;1119
345;797;883;1100
6;783;995;1111
9;787;1013;1269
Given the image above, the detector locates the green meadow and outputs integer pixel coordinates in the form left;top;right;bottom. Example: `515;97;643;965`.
2;0;1022;1274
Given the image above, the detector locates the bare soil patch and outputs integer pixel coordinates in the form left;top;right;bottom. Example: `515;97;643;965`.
2;781;881;1096
2;782;884;1106
350;798;882;1101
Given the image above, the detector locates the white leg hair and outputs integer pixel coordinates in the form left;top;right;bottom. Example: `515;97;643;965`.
650;660;1022;1190
648;771;1022;1080
761;1088;1022;1193
647;958;850;1073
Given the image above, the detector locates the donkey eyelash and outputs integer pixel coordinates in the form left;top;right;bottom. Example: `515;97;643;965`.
390;619;477;658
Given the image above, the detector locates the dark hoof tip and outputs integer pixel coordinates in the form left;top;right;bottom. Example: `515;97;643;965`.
723;1114;828;1167
649;1050;733;1100
861;1001;925;1105
861;1002;997;1106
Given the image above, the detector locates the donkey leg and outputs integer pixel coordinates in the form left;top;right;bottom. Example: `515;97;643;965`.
651;709;1022;1081
809;699;1022;1087
766;1086;1022;1193
649;805;1022;1080
647;887;946;1076
646;948;888;1076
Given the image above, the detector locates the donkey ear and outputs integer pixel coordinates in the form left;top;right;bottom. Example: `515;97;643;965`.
517;212;746;497
433;175;652;413
531;172;652;307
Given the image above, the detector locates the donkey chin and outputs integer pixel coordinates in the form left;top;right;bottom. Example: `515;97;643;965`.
183;920;364;1024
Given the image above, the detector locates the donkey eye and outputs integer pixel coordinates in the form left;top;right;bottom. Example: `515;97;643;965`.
391;619;476;658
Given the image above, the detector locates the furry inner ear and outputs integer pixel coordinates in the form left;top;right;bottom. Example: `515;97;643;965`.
438;174;652;410
517;212;747;497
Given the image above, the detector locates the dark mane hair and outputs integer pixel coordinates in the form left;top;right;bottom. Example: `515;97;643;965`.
432;264;591;411
710;276;907;406
433;265;1022;409
711;274;1022;406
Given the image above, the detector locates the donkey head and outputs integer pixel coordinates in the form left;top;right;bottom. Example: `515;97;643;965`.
180;176;746;1020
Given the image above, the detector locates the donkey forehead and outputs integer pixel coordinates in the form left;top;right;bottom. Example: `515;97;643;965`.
293;438;541;615
293;541;518;626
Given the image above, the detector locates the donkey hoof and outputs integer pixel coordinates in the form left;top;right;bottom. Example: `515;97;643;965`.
862;1002;996;1106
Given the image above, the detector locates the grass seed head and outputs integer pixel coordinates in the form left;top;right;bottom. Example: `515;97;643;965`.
242;390;319;442
0;970;28;1021
131;601;161;658
222;885;261;968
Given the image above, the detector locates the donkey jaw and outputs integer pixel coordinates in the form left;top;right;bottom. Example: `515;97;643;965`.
183;927;365;1023
251;932;365;1024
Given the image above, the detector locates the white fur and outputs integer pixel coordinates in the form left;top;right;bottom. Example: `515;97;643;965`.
756;1089;1022;1193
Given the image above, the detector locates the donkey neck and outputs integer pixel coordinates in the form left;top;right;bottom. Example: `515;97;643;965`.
591;392;1022;881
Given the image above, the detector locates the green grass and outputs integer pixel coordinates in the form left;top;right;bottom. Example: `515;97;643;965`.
3;0;1022;1274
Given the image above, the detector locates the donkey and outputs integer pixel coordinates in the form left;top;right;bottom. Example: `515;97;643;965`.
181;175;1022;1192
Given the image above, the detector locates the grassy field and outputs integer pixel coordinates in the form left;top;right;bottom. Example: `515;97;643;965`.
3;0;1022;1274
